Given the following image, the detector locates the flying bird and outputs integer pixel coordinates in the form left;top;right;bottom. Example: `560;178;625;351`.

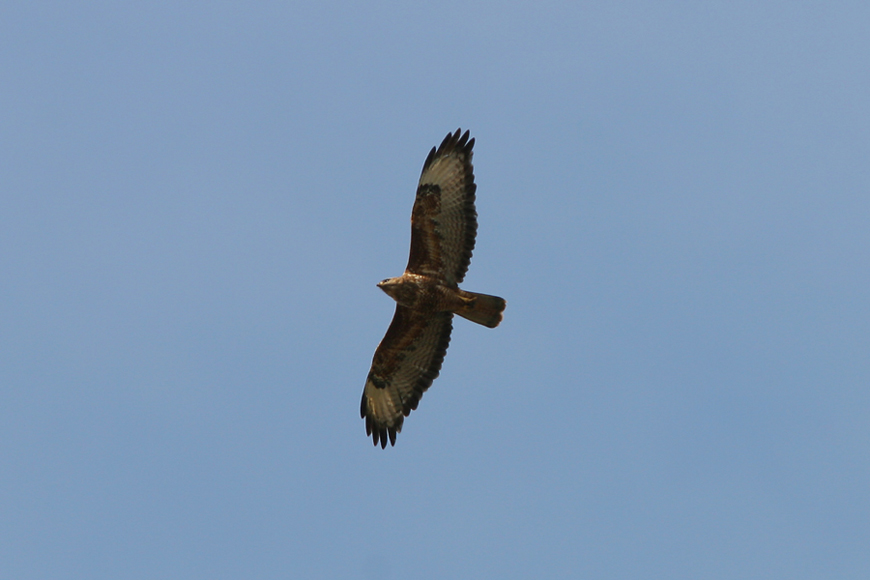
361;129;506;448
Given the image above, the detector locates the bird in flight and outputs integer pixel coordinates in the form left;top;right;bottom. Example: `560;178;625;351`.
360;129;506;448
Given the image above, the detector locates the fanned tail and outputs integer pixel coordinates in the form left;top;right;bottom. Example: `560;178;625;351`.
456;291;506;328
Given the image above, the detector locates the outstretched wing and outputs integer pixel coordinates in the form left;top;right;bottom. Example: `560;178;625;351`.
406;129;478;285
360;306;453;448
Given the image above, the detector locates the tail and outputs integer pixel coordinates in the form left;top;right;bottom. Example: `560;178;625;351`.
455;291;506;328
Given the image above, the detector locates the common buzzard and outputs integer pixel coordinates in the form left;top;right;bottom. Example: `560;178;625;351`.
360;129;506;448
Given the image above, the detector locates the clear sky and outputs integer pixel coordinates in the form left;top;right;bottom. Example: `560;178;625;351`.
2;2;868;578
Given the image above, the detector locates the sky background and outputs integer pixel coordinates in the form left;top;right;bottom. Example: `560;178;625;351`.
2;2;869;578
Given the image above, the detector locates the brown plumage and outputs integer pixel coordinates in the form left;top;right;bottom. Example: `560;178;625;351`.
360;129;506;448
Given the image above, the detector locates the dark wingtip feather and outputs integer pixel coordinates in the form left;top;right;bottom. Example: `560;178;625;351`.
440;129;458;150
370;421;382;447
362;401;399;449
456;129;468;149
423;146;437;170
422;128;475;175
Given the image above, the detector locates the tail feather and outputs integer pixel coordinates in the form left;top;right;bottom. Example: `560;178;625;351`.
456;291;506;328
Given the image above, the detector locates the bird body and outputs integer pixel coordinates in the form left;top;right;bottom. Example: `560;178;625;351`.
361;129;505;448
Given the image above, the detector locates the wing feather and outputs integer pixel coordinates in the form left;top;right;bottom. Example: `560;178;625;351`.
406;129;477;285
360;307;453;448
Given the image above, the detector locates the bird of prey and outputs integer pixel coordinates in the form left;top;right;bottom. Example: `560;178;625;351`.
360;129;506;448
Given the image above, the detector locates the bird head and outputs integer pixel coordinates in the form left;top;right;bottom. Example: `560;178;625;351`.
377;277;403;301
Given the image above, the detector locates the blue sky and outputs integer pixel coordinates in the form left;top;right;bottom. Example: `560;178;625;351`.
2;2;868;578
